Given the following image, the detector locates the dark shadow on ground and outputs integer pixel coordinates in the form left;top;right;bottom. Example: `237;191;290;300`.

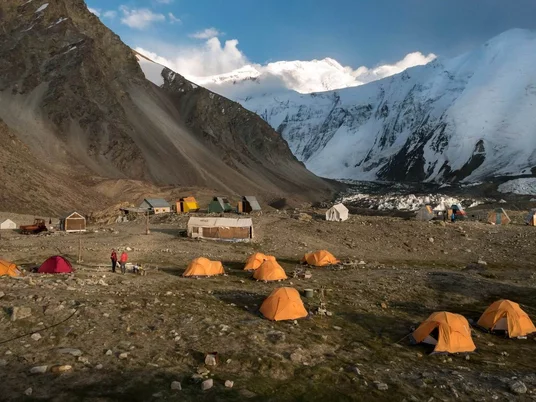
0;366;245;402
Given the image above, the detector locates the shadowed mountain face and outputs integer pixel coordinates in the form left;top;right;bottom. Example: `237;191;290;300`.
0;0;337;214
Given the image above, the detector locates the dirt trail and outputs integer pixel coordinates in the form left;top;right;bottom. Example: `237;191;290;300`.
0;210;535;401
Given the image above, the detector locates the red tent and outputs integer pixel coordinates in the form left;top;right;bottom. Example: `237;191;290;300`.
38;256;73;274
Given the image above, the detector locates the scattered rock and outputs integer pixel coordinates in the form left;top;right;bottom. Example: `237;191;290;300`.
0;359;7;367
509;381;527;394
290;350;305;363
201;379;213;391
95;364;103;370
428;237;434;243
294;213;312;222
204;353;217;366
380;302;388;309
105;350;113;356
225;380;234;388
11;306;32;321
31;333;42;341
477;259;487;266
118;353;129;359
50;365;72;373
24;388;33;396
0;291;5;299
267;330;286;343
170;381;182;391
333;326;342;331
375;382;388;391
30;365;48;374
126;247;132;251
59;348;82;357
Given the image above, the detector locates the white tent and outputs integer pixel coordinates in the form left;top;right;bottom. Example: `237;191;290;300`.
0;219;17;230
326;203;349;222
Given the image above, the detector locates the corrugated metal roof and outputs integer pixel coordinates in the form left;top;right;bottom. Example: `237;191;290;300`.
143;198;170;208
243;196;261;210
188;217;253;228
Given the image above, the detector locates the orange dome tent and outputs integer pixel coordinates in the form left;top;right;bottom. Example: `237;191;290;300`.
183;257;224;277
411;312;476;354
477;300;536;338
253;260;287;282
260;287;308;321
0;260;22;277
301;250;340;267
244;253;276;271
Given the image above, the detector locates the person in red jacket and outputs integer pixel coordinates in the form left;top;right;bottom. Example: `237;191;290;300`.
111;249;118;273
120;251;128;274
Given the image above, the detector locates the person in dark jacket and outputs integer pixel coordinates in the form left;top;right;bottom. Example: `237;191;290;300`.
111;249;118;273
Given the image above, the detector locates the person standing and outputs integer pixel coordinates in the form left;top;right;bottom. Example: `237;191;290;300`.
120;251;128;274
111;249;118;273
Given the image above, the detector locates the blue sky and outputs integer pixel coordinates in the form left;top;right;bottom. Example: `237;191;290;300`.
86;0;536;72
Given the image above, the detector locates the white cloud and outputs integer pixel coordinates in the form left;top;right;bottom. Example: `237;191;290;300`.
168;12;181;24
103;10;117;19
135;36;436;98
119;6;165;29
189;27;222;40
350;52;437;84
88;7;100;17
136;37;248;78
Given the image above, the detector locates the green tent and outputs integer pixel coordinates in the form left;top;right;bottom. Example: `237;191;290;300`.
208;197;233;213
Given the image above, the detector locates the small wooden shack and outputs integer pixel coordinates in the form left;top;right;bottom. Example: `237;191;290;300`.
487;208;511;225
208;197;233;213
238;196;261;213
60;212;86;232
139;198;171;215
175;197;200;213
187;217;253;241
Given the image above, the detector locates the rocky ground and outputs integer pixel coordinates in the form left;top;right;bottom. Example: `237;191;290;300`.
1;207;536;401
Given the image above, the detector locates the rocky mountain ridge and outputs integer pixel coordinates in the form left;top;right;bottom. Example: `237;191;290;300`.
0;0;336;214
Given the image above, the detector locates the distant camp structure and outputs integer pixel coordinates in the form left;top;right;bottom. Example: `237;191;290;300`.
38;256;73;274
253;260;288;282
415;205;434;221
183;257;224;277
326;203;349;222
0;219;17;230
237;196;261;213
260;287;308;321
174;197;199;213
477;300;536;338
60;212;86;233
0;260;22;277
187;217;253;241
411;312;476;354
487;208;511;225
244;252;275;271
525;209;536;226
450;203;466;218
139;198;171;215
208;197;233;213
301;250;340;267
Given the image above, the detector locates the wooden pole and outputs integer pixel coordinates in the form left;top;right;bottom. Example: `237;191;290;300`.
145;211;150;235
77;232;83;263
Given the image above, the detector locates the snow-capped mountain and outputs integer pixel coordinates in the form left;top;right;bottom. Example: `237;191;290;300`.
190;53;436;96
236;29;536;182
136;29;536;183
